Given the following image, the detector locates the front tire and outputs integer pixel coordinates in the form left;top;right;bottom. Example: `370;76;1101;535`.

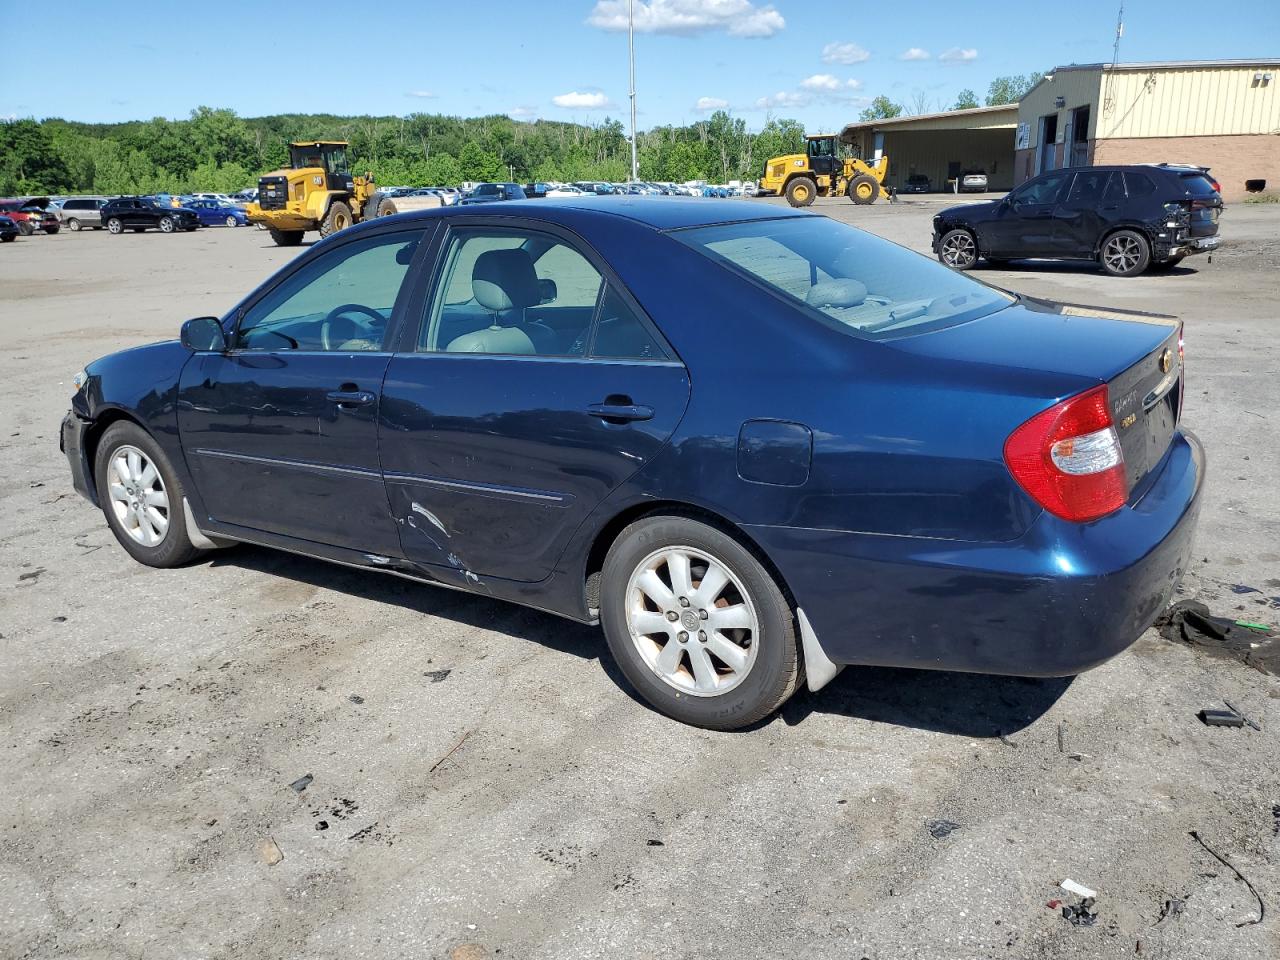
320;200;352;237
267;227;304;246
159;216;175;233
847;174;878;204
784;176;817;208
938;228;978;270
600;515;800;730
67;218;82;231
1099;229;1151;277
93;421;203;568
225;215;239;227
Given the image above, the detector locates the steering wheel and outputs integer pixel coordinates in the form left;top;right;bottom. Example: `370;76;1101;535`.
320;303;384;351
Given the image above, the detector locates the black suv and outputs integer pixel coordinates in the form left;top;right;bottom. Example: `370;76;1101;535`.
932;164;1222;277
101;197;200;235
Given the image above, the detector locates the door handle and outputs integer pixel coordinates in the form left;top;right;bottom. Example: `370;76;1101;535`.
587;401;654;423
326;389;376;407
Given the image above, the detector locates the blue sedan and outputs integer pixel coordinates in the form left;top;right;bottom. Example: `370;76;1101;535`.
60;199;1203;729
184;199;248;227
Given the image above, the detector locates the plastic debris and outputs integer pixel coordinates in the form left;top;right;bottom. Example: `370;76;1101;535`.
927;819;961;839
349;694;365;704
258;837;284;866
424;669;452;683
1189;831;1265;927
289;774;313;793
1199;708;1245;728
1222;700;1262;731
1061;897;1098;926
1061;878;1098;899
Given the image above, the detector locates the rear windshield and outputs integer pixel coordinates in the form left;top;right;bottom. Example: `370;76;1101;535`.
1180;173;1218;197
672;216;1013;340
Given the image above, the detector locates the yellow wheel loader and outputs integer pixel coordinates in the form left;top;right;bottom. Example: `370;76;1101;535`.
245;141;398;246
759;134;890;207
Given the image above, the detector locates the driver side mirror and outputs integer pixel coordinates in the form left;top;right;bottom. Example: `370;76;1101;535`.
538;278;558;304
180;316;227;352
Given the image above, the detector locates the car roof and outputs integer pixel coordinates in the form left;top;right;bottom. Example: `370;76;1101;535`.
404;196;808;231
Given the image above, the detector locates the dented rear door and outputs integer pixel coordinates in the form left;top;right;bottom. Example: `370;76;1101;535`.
378;353;689;582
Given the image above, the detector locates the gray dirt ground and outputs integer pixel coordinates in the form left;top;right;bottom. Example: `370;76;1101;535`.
1;199;1278;960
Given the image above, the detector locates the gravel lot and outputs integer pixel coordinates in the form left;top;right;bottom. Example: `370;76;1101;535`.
2;200;1278;960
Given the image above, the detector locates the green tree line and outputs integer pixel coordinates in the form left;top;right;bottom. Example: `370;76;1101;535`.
0;107;808;196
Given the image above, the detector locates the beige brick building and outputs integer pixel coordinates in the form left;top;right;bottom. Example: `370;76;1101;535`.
1015;59;1280;201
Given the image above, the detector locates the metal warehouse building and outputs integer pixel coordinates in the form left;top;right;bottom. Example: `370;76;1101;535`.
1014;59;1280;201
840;104;1019;194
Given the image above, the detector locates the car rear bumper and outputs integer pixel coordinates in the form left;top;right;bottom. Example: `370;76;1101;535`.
746;429;1204;677
61;410;97;505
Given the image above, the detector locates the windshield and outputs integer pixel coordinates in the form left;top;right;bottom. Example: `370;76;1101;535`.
673;216;1013;340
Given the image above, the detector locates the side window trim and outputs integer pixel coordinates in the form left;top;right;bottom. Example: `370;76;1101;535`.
228;225;434;354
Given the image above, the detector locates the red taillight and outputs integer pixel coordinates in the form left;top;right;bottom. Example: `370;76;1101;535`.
1004;385;1127;523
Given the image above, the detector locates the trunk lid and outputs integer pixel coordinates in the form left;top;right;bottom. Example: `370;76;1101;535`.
891;299;1183;492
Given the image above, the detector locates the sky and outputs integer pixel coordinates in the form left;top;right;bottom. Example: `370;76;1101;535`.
3;0;1277;131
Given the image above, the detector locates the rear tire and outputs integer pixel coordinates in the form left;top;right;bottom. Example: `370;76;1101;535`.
784;176;817;208
267;227;305;246
320;200;352;237
847;174;878;204
938;228;978;270
18;221;33;236
93;421;203;568
600;515;801;730
1099;229;1151;277
362;194;397;220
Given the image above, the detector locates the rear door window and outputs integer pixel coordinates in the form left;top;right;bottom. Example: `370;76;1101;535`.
1064;170;1111;204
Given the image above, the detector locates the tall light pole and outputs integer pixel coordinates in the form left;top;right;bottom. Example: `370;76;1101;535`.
628;0;638;181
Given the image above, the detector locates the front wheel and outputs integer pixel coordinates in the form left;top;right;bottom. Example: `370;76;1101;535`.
847;174;878;204
159;216;175;233
66;218;82;231
93;421;204;568
106;217;123;234
600;515;801;730
938;228;978;270
225;215;239;227
320;200;352;237
1099;229;1151;277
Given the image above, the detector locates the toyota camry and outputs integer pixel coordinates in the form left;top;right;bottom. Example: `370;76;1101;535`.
62;199;1203;729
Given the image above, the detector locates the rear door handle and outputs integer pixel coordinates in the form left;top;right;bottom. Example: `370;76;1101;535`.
327;389;376;407
587;401;654;423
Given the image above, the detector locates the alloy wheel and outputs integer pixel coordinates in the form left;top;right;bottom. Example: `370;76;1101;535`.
1104;235;1142;273
160;217;174;233
624;545;760;697
941;231;976;267
225;215;238;227
106;445;170;546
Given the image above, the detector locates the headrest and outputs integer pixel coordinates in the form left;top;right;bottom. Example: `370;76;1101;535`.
472;248;541;312
806;278;868;309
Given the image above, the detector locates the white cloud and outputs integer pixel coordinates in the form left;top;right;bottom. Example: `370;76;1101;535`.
801;74;863;92
898;47;930;61
508;106;538;120
939;47;978;63
552;91;613;109
821;41;870;65
695;96;730;111
406;90;436;98
755;90;809;110
587;0;784;37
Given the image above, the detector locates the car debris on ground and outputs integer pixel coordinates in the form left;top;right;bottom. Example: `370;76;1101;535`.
1155;600;1277;675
